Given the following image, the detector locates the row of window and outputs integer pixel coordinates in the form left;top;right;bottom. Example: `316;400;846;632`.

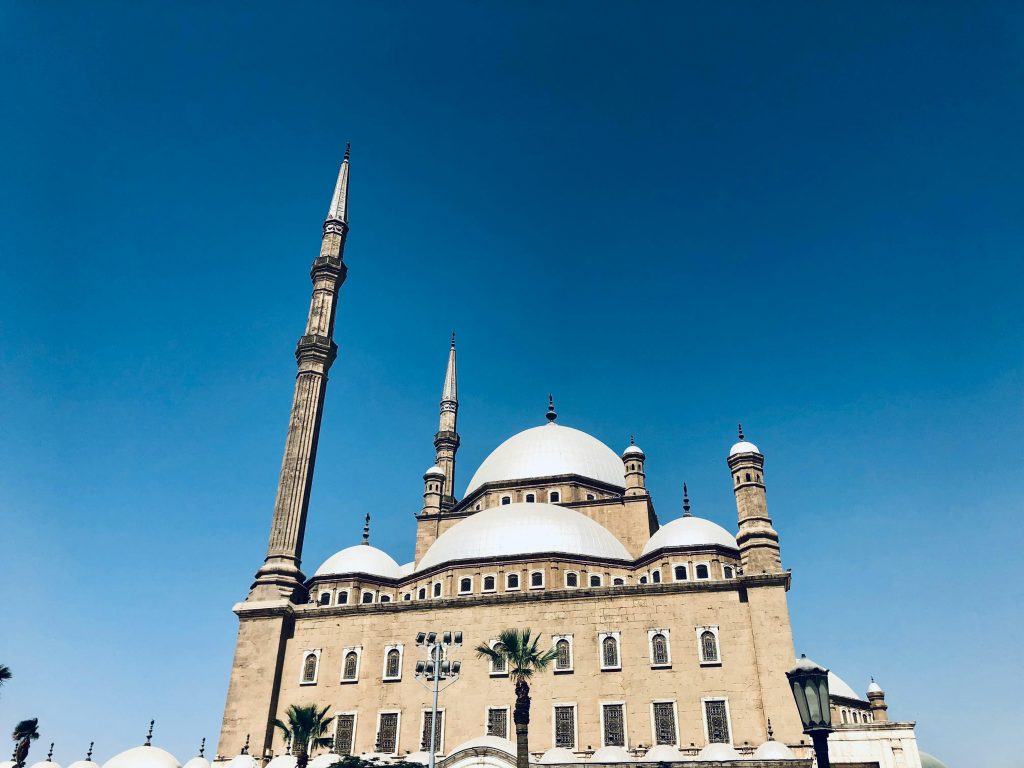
300;628;722;686
315;562;735;607
839;707;874;725
320;698;734;758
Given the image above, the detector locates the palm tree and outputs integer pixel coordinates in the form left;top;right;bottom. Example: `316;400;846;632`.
273;704;334;768
0;665;11;696
11;718;39;768
476;629;558;768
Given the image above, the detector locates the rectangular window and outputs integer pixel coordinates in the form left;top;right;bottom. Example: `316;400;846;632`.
487;708;508;739
554;706;576;750
376;712;399;754
602;704;625;747
652;703;676;746
704;700;730;744
421;710;443;753
335;714;356;755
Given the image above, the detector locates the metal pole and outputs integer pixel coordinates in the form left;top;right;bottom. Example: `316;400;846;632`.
428;643;441;768
811;731;831;768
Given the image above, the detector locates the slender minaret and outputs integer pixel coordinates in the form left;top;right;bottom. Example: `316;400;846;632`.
433;332;460;507
249;148;351;602
727;424;782;573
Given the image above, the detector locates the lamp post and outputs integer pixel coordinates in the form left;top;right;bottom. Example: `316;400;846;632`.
787;655;834;768
414;630;463;768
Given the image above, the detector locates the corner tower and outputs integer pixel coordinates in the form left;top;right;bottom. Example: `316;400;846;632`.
727;424;782;574
249;147;352;602
433;333;460;508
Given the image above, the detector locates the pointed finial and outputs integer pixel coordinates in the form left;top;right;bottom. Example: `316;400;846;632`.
344;142;351;162
145;720;154;746
683;483;692;517
450;331;456;349
241;734;250;755
47;743;54;761
738;423;745;440
630;435;635;446
87;742;94;761
199;738;206;758
546;394;557;422
362;513;370;545
766;719;774;741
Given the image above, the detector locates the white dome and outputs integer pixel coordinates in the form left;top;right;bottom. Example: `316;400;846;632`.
641;516;738;555
622;444;644;459
696;743;741;761
417;503;631;570
539;747;577;764
729;440;760;456
314;544;402;579
265;757;297;768
590;746;632;763
103;746;181;768
29;762;60;768
182;759;211;768
447;736;516;756
466;423;625;495
640;745;684;762
752;741;795;760
867;679;883;693
402;752;430;765
309;755;343;768
223;757;257;768
424;465;446;479
829;671;864;701
1;761;17;768
67;762;100;768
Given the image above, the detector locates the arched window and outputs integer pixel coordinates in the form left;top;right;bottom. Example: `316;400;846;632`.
490;643;507;675
343;651;359;680
549;491;560;503
506;573;520;590
525;493;535;503
530;571;544;587
612;577;625;586
301;653;318;683
433;582;441;597
460;577;472;593
379;594;391;602
639;575;648;584
385;648;401;679
841;710;848;724
555;638;571;670
501;496;512;505
745;473;751;481
586;493;596;500
483;575;496;591
337;590;349;605
701;630;719;663
318;592;331;606
695;564;710;579
565;572;578;587
589;574;602;587
723;566;734;579
674;565;687;581
418;587;427;600
361;591;373;604
403;593;412;601
651;633;669;665
652;570;661;584
602;635;619;669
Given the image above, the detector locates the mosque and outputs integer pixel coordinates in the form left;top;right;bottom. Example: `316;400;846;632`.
3;152;951;768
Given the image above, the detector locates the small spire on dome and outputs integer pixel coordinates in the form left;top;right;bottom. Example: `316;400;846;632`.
766;719;774;741
144;720;154;746
198;737;206;758
362;513;371;545
47;742;54;761
241;734;250;755
450;331;456;349
738;423;745;440
546;394;557;422
87;742;94;761
683;483;692;517
344;142;351;162
630;435;635;445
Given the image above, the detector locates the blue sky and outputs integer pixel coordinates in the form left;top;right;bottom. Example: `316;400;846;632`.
1;2;1021;766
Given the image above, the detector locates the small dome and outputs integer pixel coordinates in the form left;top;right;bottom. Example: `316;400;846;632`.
447;736;516;757
1;761;17;768
67;762;100;768
182;759;211;768
539;747;577;764
103;745;181;768
466;423;625;495
314;544;402;579
622;444;645;460
417;503;630;570
590;746;632;763
729;440;761;456
696;743;741;761
752;741;795;760
867;680;883;694
29;761;61;768
401;752;430;765
642;516;737;555
309;755;343;768
829;672;865;702
641;745;684;762
919;752;950;768
223;757;257;768
264;758;297;768
424;465;446;479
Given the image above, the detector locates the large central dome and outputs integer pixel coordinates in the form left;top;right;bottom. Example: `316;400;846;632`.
465;422;625;495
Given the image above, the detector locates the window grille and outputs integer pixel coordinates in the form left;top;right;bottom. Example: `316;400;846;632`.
653;702;676;745
602;704;625;747
651;634;669;666
704;701;730;743
613;577;625;586
460;578;472;593
487;708;508;739
376;713;399;754
491;647;506;674
525;493;535;503
337;591;349;604
385;649;401;679
418;587;426;599
433;582;441;597
531;571;543;587
701;631;719;663
301;654;317;682
335;714;355;755
484;576;496;591
343;651;359;680
507;574;519;589
589;575;601;587
602;636;619;668
362;592;373;604
319;593;331;605
652;570;661;583
674;565;687;580
566;573;578;587
549;491;560;502
420;711;443;752
380;594;391;602
723;566;733;578
695;564;709;579
555;639;571;670
554;706;575;749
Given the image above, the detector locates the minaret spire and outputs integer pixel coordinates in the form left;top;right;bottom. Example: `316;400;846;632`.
250;150;351;602
683;483;692;517
362;513;371;545
434;332;461;506
546;394;557;422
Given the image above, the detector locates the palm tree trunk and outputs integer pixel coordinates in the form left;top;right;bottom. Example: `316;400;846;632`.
513;680;531;768
296;744;308;768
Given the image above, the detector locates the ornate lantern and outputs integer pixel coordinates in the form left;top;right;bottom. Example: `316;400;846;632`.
787;655;834;767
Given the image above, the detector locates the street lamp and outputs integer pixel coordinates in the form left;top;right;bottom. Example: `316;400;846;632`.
414;629;463;768
786;655;834;768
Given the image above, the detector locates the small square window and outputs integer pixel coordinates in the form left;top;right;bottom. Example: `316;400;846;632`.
549;491;560;503
565;572;579;588
589;574;602;587
530;571;544;588
459;577;473;594
506;573;520;591
483;575;497;592
525;493;536;503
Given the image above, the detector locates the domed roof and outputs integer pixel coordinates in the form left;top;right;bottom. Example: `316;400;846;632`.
424;465;446;479
447;736;516;756
313;544;402;579
29;761;60;768
696;742;741;761
539;747;577;764
641;515;738;555
641;745;685;762
622;443;645;459
182;759;211;768
1;761;17;768
103;746;181;768
67;762;100;768
465;423;624;495
829;671;865;701
867;679;883;693
729;440;761;456
223;757;257;768
308;756;342;768
417;503;631;570
920;752;950;768
752;740;796;760
590;746;632;763
264;758;297;768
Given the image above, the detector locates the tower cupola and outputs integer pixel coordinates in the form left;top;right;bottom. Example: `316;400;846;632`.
422;465;445;516
622;436;647;497
867;678;889;722
727;424;782;573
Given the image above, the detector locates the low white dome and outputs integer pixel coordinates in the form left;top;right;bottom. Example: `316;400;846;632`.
590;746;632;763
828;671;865;702
265;758;297;768
67;762;100;768
447;736;516;756
424;465;446;479
314;544;402;579
466;423;625;495
224;757;257;768
418;503;631;570
309;755;343;768
402;752;430;765
103;746;181;768
729;440;760;456
539;747;577;764
752;741;795;759
696;743;741;761
867;679;883;693
919;752;950;768
622;444;644;459
1;761;17;768
641;516;738;555
29;761;60;768
182;759;211;768
641;745;684;762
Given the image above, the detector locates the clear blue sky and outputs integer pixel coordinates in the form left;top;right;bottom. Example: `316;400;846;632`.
1;3;1021;766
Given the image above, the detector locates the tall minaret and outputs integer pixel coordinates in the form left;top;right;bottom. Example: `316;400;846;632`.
727;424;782;574
433;332;460;507
249;148;351;602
